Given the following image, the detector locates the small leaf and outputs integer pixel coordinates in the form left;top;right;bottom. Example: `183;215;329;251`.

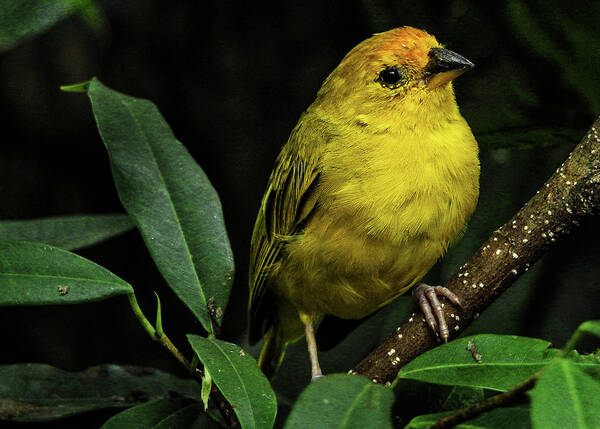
0;0;78;53
154;291;163;337
0;214;134;251
529;358;600;429
404;407;531;429
187;335;276;429
396;334;557;391
201;367;212;411
0;239;132;306
87;78;234;333
60;81;92;93
284;374;395;429
0;364;203;422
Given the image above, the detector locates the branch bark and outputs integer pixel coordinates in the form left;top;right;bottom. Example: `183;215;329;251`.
352;115;600;384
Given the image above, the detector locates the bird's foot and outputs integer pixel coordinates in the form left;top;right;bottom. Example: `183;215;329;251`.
412;283;463;342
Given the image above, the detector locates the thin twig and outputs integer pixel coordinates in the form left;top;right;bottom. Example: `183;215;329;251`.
428;372;540;428
127;293;238;427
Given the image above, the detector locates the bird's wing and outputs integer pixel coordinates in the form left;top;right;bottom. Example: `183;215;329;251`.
248;123;322;344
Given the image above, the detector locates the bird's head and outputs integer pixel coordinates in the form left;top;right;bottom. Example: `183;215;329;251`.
313;27;474;129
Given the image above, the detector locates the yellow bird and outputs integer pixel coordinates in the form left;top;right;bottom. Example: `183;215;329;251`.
248;26;480;381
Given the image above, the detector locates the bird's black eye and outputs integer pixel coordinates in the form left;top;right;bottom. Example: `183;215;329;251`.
376;66;405;88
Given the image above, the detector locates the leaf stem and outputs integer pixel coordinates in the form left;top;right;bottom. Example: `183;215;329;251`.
127;292;156;339
562;330;584;358
127;292;190;369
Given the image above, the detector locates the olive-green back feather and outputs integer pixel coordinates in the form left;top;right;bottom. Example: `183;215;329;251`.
248;117;323;344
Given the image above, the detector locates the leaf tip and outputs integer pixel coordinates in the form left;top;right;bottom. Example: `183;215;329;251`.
60;80;92;93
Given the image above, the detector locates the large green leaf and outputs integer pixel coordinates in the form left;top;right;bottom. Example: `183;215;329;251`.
86;78;234;333
101;398;214;429
396;334;600;393
396;335;556;392
284;374;395;429
187;335;276;429
0;0;79;53
0;364;203;422
0;214;134;251
529;358;600;429
404;407;531;429
0;238;132;305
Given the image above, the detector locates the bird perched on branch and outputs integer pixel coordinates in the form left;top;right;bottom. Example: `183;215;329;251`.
248;26;479;381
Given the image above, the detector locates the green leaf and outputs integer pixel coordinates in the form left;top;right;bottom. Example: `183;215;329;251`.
154;291;164;336
0;364;203;422
0;214;134;251
0;0;78;53
187;335;276;429
404;407;531;429
60;80;92;93
567;349;600;374
101;399;212;429
284;374;395;429
87;78;234;333
396;334;557;391
0;239;132;306
201;367;212;411
529;358;600;429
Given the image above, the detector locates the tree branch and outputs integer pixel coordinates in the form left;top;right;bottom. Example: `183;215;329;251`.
352;115;600;384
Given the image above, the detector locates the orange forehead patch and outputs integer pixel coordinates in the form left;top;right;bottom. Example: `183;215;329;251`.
366;26;440;68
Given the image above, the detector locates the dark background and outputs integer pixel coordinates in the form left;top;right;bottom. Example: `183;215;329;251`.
1;1;599;427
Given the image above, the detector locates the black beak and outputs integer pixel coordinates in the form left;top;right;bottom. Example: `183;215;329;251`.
427;47;474;75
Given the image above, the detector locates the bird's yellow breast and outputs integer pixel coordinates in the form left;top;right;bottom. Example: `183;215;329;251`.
275;98;479;319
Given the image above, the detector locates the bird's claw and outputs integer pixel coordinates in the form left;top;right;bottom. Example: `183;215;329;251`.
413;283;462;342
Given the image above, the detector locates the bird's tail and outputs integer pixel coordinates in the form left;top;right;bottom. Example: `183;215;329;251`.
258;327;288;381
